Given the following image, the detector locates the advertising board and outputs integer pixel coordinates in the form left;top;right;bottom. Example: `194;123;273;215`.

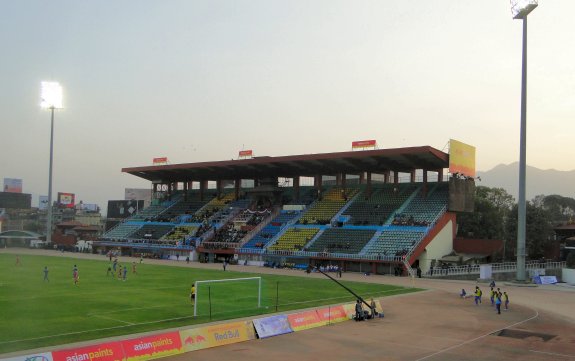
180;321;255;352
121;331;182;361
57;192;75;208
449;139;476;177
252;315;293;339
52;341;124;361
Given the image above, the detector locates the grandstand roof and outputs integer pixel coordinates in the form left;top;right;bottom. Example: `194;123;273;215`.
123;146;448;182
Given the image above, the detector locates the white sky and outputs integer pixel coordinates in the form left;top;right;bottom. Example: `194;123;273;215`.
1;1;574;209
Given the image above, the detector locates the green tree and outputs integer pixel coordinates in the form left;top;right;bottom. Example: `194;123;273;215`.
457;186;514;241
505;202;555;259
532;194;575;224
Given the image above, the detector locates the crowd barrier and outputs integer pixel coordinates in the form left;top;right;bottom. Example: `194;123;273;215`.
2;300;384;361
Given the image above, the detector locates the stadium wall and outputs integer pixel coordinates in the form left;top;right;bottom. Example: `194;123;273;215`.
415;217;455;273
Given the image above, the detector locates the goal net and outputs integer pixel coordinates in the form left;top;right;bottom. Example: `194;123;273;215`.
193;277;264;317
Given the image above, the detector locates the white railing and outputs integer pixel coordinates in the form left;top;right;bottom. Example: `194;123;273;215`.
425;261;566;277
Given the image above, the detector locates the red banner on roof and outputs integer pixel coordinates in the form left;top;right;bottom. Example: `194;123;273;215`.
352;140;376;149
153;157;168;164
238;150;253;157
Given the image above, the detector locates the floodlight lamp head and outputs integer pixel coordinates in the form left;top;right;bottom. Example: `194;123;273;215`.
511;0;538;19
40;81;63;109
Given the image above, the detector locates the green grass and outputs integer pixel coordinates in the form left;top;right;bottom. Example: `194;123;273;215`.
0;253;420;354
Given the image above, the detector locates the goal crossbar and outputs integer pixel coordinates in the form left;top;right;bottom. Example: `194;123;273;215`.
194;277;262;317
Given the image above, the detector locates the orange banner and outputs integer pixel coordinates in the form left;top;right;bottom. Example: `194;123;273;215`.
352;140;376;148
316;305;348;324
121;331;182;361
342;302;356;318
180;321;255;352
238;150;253;157
52;341;124;361
287;310;324;331
449;139;476;177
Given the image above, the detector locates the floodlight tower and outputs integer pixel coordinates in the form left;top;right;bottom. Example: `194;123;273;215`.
40;81;63;244
511;0;537;282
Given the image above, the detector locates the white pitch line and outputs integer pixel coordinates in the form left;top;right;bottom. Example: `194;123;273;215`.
414;307;540;361
529;350;575;359
0;315;194;345
91;314;135;326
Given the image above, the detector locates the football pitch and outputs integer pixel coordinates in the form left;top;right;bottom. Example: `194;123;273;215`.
0;253;420;354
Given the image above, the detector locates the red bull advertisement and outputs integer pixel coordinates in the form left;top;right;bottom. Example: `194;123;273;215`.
180;321;255;352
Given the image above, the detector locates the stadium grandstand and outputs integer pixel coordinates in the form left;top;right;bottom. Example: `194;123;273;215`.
94;145;475;276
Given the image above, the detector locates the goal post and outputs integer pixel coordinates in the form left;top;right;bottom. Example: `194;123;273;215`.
194;277;262;317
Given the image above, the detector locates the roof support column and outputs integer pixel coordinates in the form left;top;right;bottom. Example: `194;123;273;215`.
216;180;223;199
394;171;399;186
184;181;189;201
315;175;323;199
423;170;428;198
293;176;300;201
384;170;390;184
341;173;347;196
200;181;207;202
336;173;342;186
235;179;241;200
366;172;372;199
437;169;444;182
359;172;365;185
410;170;416;183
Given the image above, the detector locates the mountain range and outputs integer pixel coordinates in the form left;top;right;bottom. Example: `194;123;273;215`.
476;162;575;201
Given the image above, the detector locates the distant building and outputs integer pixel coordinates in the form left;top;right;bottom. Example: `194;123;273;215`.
0;192;31;209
